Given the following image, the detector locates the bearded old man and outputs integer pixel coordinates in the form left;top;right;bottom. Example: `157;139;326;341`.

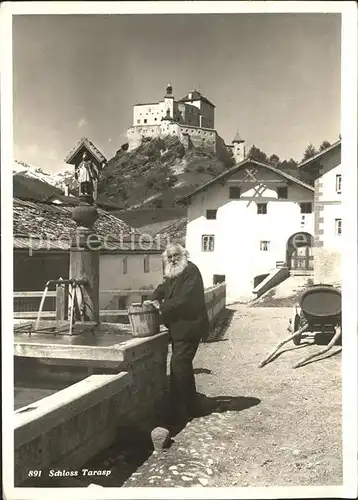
144;243;209;425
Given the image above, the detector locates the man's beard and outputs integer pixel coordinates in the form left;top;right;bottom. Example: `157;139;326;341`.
164;256;188;279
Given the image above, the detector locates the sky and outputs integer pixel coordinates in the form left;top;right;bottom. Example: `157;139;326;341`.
12;12;341;173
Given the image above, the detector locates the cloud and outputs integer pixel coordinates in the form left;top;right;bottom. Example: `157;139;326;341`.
49;149;58;160
26;144;39;156
77;118;87;129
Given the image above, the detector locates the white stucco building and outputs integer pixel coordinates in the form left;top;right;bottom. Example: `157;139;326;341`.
99;247;163;309
126;84;245;164
298;139;342;284
180;159;315;303
132;84;215;130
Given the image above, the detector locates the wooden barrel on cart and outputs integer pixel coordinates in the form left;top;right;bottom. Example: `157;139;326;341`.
127;302;160;337
299;284;341;323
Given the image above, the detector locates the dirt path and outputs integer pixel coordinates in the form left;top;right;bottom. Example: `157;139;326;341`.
123;304;342;488
191;304;342;486
88;304;342;488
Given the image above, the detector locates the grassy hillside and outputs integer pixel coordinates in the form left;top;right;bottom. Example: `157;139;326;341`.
98;136;235;210
112;207;186;228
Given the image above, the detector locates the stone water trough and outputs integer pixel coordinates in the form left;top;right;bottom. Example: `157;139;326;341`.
14;320;169;487
13;137;172;486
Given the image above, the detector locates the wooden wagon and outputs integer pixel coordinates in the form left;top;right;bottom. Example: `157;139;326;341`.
289;284;341;345
260;284;342;369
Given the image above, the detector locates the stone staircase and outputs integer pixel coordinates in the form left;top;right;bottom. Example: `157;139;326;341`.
250;274;314;307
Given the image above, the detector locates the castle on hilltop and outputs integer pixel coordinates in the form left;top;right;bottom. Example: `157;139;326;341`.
126;84;245;164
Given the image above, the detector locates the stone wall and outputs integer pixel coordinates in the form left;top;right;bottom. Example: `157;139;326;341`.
126;123;219;155
312;154;342;285
313;247;341;284
204;282;226;327
14;332;169;486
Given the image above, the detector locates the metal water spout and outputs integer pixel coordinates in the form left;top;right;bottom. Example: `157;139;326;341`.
35;278;88;332
35;283;50;330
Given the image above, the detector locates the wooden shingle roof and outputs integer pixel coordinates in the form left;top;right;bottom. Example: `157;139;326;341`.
13;199;167;252
13;198;138;249
64;137;107;166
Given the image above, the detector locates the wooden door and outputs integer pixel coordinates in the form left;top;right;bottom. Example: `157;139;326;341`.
290;245;313;270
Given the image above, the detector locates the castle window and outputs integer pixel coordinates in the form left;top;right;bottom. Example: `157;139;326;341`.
336;174;342;194
154;118;157;121
300;202;312;213
257;203;267;214
137;120;140;124
206;209;217;220
260;240;270;251
277;187;288;199
335;219;342;235
202;235;215;252
144;119;147;124
229;187;241;199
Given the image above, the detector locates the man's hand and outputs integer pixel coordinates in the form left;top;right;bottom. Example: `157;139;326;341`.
142;299;160;310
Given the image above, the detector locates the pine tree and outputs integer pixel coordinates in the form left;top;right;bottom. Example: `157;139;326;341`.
319;140;331;152
302;144;317;161
248;145;269;163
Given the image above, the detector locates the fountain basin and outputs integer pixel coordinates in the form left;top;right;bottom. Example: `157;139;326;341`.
14;330;169;486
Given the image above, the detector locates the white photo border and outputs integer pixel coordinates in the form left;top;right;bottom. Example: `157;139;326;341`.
1;2;357;499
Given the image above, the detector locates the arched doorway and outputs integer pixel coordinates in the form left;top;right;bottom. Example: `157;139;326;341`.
286;232;313;272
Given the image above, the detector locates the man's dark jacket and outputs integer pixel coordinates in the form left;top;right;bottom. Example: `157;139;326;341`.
152;261;209;342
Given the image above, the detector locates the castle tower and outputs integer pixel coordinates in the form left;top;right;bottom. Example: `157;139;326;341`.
165;83;173;97
232;130;246;163
164;83;174;119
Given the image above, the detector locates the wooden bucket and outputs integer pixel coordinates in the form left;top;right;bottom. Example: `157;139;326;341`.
127;302;160;337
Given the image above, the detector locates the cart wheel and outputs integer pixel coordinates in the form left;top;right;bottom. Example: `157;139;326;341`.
292;312;302;345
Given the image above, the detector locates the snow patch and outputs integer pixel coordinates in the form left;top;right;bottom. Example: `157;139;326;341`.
13;160;75;190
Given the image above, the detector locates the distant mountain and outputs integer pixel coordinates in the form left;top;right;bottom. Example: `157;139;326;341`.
13;172;66;202
13;160;77;193
13;160;60;186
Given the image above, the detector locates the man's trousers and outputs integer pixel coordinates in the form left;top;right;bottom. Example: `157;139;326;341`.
169;339;200;421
